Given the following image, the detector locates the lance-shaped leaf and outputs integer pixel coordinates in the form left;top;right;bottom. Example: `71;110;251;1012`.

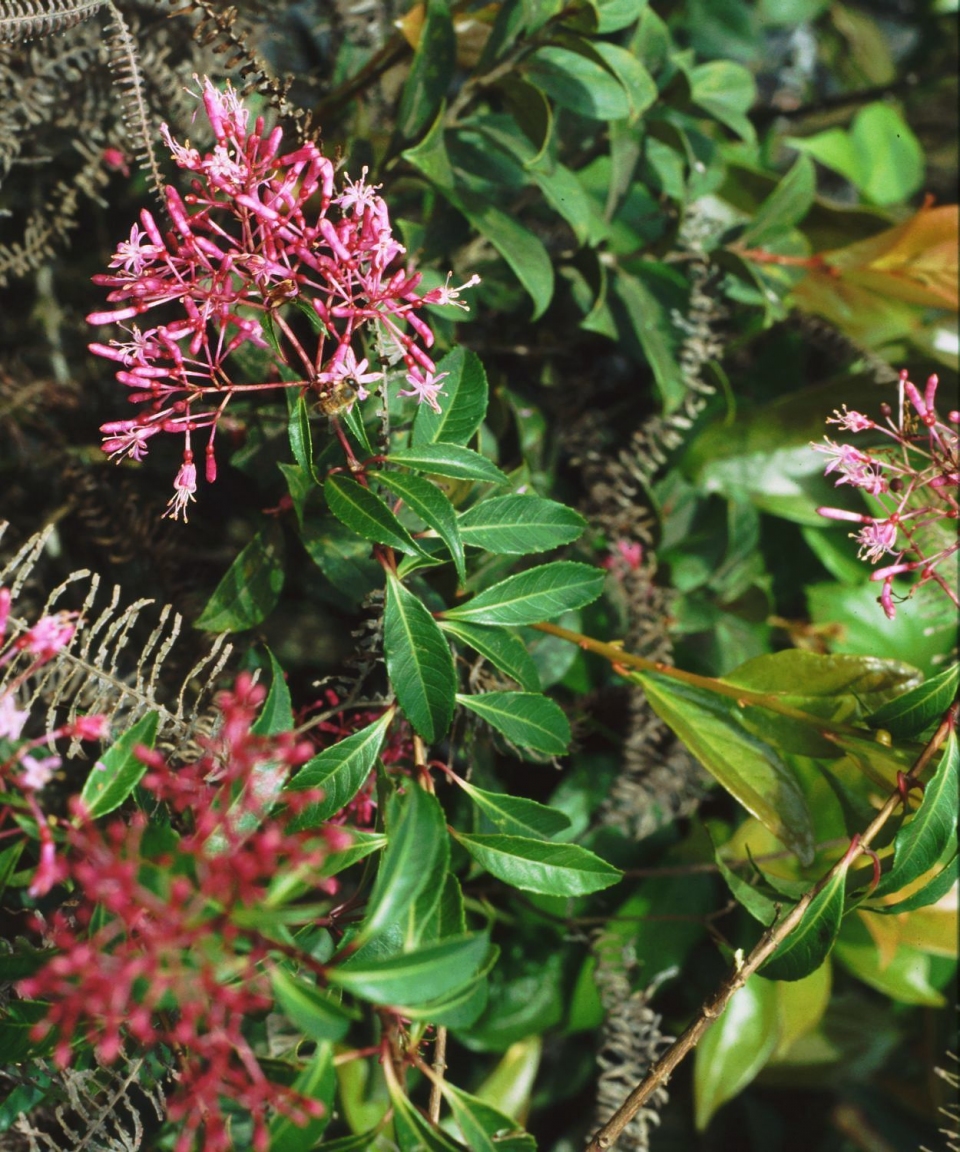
251;647;293;736
439;1082;534;1152
458;495;587;555
268;1042;336;1152
378;470;465;584
357;786;447;944
384;572;456;742
870;850;959;914
867;663;960;739
269;968;354;1042
636;671;815;864
195;523;285;632
457;691;570;755
452;832;621;896
329;933;489;1005
761;856;852;982
454;777;571;840
873;731;958;899
287;391;316;481
80;712;158;819
396;0;456;140
325;474;427;557
443;562;604;626
440;620;540;692
287;710;393;827
387;444;508;485
412;346;488;447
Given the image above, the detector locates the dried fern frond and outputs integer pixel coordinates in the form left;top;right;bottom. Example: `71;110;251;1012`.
0;0;104;43
0;523;232;753
103;2;164;201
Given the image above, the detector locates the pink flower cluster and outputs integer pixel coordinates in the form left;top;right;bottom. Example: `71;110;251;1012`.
20;674;348;1152
1;588;108;896
814;371;959;618
89;77;477;520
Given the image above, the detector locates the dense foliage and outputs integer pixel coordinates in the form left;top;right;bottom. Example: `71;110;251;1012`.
0;1;957;1151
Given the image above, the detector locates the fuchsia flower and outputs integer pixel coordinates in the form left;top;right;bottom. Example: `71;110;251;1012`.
815;371;959;618
89;78;477;517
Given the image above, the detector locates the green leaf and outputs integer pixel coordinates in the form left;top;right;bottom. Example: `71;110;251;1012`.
834;913;946;1006
319;831;388;879
689;60;757;142
79;712;158;819
402;104;455;191
866;663;959;739
396;0;456;140
594;0;648;32
694;974;779;1130
635;671;816;864
457;691;570;755
358;786;447;944
454;777;571;839
760;862;850;982
613;268;686;411
268;1043;336;1152
0;942;53;982
309;1133;381;1152
740;155;816;247
440;620;540;692
525;46;631;120
330;933;490;1005
873;731;958;898
251;647;293;736
195;524;285;632
0;1002;52;1062
455;196;555;320
715;852;779;927
388;1075;462;1152
287;391;316;481
405;828;455;949
443;561;605;626
325;475;427;557
0;841;24;901
458;495;586;555
452;832;621;896
269;968;354;1042
384;572;456;742
378;470;466;584
387;444;508;485
412;346;489;447
870;850;958;914
440;1082;533;1152
591;42;657;120
288;711;393;827
299;514;382;605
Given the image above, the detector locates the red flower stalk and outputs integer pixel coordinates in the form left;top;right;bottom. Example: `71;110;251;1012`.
814;371;959;618
20;674;347;1151
89;77;477;519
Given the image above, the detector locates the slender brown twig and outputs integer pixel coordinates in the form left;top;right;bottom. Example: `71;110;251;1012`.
428;1026;448;1124
584;707;956;1151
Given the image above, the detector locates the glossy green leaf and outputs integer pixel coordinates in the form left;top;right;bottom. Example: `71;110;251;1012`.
269;968;353;1042
715;852;779;927
319;831;388;879
384;572;456;742
402;104;455;190
834;913;947;1006
387;444;508;485
440;620;540;692
379;470;465;584
268;1043;336;1152
443;562;605;626
358;785;447;943
407;844;458;948
325;474;426;557
310;1133;381;1152
591;42;656;119
761;861;850;981
0;941;53;982
740;155;816;247
388;1073;462;1152
459;196;554;320
694;975;779;1130
397;0;456;140
299;514;382;605
614;269;686;411
330;933;489;1005
870;850;958;914
0;1002;52;1063
457;691;570;755
251;647;293;736
525;46;631;120
866;663;959;739
287;392;316;481
637;671;815;864
195;524;285;632
593;0;648;32
689;60;757;142
772;962;832;1060
453;832;621;895
79;712;158;819
458;495;586;555
440;1082;533;1152
288;711;393;827
412;346;489;447
455;777;571;839
873;731;958;898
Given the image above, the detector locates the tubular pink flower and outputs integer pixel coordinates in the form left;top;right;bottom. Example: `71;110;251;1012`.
165;455;198;522
398;368;448;413
854;519;899;563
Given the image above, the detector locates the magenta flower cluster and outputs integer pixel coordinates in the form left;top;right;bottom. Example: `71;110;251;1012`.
814;371;959;618
89;78;477;520
20;673;348;1152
